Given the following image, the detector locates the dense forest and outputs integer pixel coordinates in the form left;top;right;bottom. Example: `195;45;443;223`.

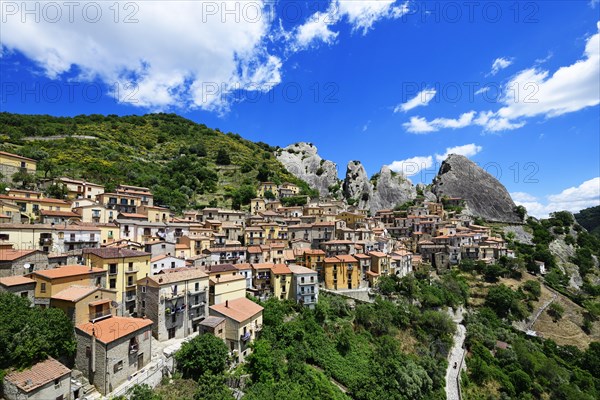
0;112;317;210
575;206;600;237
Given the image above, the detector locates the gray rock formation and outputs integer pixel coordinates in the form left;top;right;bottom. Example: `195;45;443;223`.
370;166;417;213
342;161;372;209
502;225;533;245
276;142;339;197
342;161;416;214
431;154;522;223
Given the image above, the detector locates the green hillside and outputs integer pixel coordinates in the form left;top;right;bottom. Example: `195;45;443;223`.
575;206;600;237
0;113;316;211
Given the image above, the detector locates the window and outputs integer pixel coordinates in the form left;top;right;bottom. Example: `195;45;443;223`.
95;277;101;286
20;161;26;168
141;286;146;293
195;282;199;292
114;360;123;372
109;279;116;289
40;283;46;293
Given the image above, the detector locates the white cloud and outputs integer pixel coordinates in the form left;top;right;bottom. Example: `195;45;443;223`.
489;57;513;76
404;22;600;133
434;143;482;162
387;156;433;176
403;111;475;133
510;192;538;202
403;116;437;133
387;143;482;176
292;0;409;49
336;0;410;34
292;11;339;49
1;1;282;112
512;177;600;218
394;88;437;113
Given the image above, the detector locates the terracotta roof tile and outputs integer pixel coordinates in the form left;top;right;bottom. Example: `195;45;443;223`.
4;357;70;393
0;275;35;286
51;285;98;302
0;249;37;261
209;297;263;323
76;316;152;344
33;265;105;279
271;264;291;275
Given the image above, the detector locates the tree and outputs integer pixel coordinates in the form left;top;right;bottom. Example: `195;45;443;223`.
46;183;68;199
174;334;229;381
582;342;600;378
231;185;256;210
215;148;231;165
263;190;276;200
0;293;76;369
126;384;162;400
485;285;517;319
194;372;234;400
548;302;565;322
522;280;541;300
11;169;36;189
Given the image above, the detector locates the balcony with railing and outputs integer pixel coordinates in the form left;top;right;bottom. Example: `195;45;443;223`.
188;287;206;295
89;309;112;322
240;331;252;342
164;289;186;300
129;342;139;354
126;265;139;274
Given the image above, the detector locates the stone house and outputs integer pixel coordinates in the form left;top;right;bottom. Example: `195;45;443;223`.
137;268;209;340
0;275;36;303
198;316;226;341
75;316;153;395
0;244;49;277
3;357;71;400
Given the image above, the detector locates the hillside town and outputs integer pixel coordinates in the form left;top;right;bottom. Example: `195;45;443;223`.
0;149;514;399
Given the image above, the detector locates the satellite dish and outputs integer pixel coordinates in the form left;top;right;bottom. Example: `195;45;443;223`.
111;301;119;308
23;263;31;270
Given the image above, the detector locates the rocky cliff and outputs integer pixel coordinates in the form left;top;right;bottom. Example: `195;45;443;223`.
276;142;339;197
342;161;416;214
431;154;522;223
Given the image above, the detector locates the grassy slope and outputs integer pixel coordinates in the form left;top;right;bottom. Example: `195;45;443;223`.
0;112;313;209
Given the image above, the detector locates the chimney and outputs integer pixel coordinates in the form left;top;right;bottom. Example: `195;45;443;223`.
225;300;228;308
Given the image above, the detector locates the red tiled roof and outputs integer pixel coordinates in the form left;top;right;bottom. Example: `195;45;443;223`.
33;265;105;279
4;357;70;393
0;275;35;286
209;297;263;323
271;264;291;275
76;316;152;344
51;285;97;302
0;249;37;261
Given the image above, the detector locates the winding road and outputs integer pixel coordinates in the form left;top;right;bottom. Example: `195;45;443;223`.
445;308;466;400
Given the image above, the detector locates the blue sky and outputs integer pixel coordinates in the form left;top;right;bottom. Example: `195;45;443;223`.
1;0;599;217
